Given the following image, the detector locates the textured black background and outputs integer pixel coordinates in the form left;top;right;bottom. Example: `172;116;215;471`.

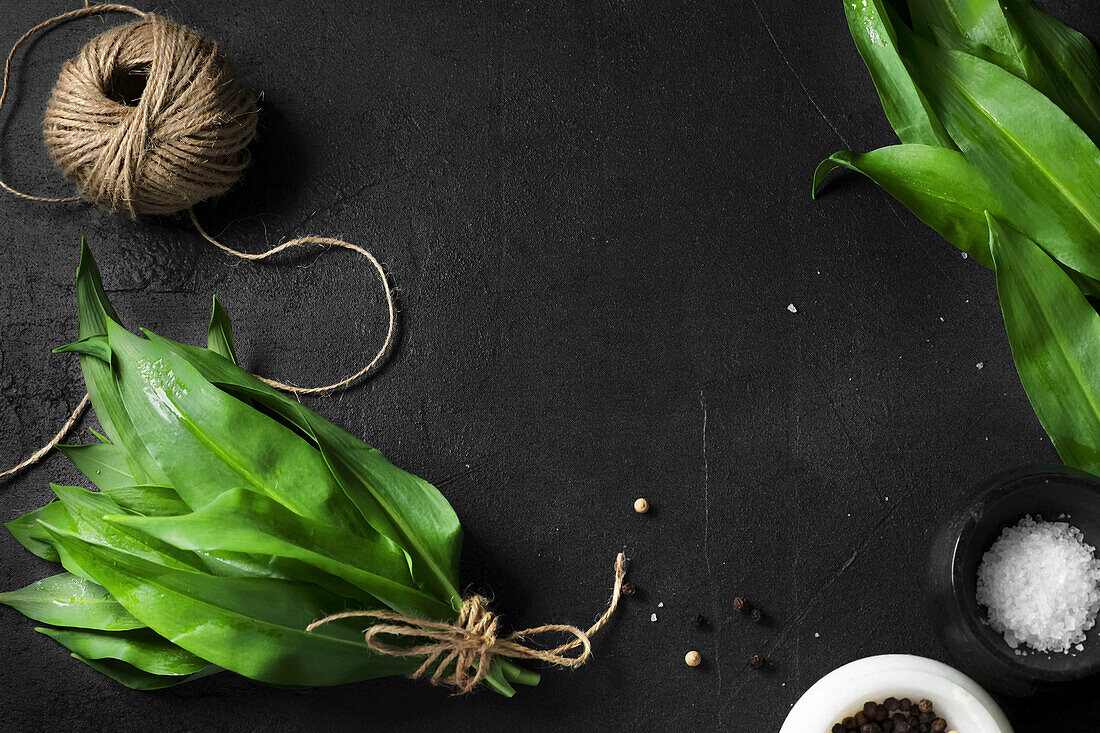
0;1;1095;730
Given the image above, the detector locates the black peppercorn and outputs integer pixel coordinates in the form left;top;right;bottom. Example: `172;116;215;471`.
749;653;765;669
917;699;933;713
733;596;749;613
690;614;705;628
930;719;946;732
899;698;912;712
860;724;879;733
620;582;635;597
874;704;888;722
884;697;899;712
751;608;766;623
893;722;909;733
832;725;847;733
842;716;857;729
855;711;869;726
863;701;877;716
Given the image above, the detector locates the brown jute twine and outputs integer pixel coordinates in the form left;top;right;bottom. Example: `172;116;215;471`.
307;553;628;694
0;3;396;479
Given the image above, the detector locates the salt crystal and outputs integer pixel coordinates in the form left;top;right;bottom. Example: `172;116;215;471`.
977;362;984;370
787;303;797;313
657;602;664;608
962;252;968;259
650;613;657;622
976;516;1100;654
814;632;820;638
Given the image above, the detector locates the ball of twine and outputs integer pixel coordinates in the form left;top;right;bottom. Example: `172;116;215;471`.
42;12;257;219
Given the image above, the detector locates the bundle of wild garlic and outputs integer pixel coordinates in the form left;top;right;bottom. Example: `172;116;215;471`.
0;242;589;695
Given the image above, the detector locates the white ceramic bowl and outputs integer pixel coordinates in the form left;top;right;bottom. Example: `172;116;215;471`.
780;654;1013;733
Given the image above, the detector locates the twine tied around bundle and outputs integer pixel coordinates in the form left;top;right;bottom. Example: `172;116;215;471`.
307;553;628;694
0;3;398;479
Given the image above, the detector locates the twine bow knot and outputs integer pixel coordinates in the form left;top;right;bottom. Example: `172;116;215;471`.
307;552;627;694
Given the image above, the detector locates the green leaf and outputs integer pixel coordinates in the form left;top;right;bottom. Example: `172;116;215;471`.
43;524;419;687
0;573;143;631
104;320;363;533
100;485;191;517
813;144;1002;266
909;0;1100;144
910;41;1100;281
71;654;222;690
206;295;239;365
50;484;208;574
36;626;212;676
989;214;1100;474
142;332;464;607
843;0;954;146
107;488;452;620
73;240;167;487
6;501;69;562
56;441;135;491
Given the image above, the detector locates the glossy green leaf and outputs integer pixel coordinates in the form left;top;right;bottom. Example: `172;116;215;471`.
56;441;134;491
105;320;363;533
206;295;238;365
100;485;191;517
108;488;452;619
909;0;1100;143
989;214;1100;474
813;144;1002;266
0;573;143;631
6;501;69;562
910;40;1100;281
143;332;463;606
844;0;954;147
72;654;222;690
73;240;167;486
37;626;212;676
43;524;419;687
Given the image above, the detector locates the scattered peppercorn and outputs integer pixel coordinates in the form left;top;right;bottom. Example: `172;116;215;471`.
684;650;702;667
690;614;705;628
750;608;766;623
633;497;649;514
620;582;636;597
749;653;765;669
733;596;749;613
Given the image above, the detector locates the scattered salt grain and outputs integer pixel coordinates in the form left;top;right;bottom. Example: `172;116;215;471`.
651;613;658;622
657;602;664;608
787;303;797;313
962;252;968;259
976;515;1100;653
814;632;820;638
976;362;984;370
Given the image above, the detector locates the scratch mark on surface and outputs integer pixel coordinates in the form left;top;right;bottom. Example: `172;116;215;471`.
748;0;851;148
699;387;722;723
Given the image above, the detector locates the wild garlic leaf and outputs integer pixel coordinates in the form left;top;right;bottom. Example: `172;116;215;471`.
814;144;1002;266
105;320;364;533
0;573;144;631
908;0;1100;144
55;441;134;491
73;241;167;487
71;654;222;690
99;485;192;517
206;295;238;365
37;627;212;677
910;40;1100;281
107;488;453;620
143;332;465;608
990;214;1100;475
843;0;954;147
43;525;419;687
6;501;68;562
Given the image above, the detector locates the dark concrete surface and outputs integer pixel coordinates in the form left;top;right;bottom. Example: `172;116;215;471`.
0;1;1096;730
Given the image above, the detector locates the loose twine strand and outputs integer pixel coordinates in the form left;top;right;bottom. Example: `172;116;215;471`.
307;553;627;694
0;3;397;479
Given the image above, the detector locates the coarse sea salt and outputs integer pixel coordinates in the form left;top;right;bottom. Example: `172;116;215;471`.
976;515;1100;654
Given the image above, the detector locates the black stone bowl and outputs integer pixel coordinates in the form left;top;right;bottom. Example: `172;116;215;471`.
927;465;1100;698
